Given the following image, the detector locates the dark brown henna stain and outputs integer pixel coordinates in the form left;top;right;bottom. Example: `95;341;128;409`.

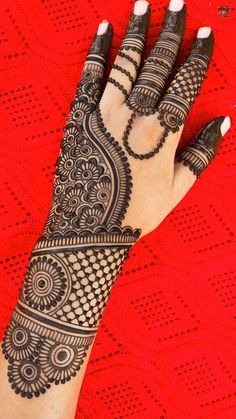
177;116;225;177
1;23;141;398
124;29;214;160
126;4;186;115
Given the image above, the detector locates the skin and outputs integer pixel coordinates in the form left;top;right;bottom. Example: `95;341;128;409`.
0;0;230;418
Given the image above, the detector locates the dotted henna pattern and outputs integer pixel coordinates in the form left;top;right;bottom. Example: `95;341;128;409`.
1;22;140;398
2;3;215;399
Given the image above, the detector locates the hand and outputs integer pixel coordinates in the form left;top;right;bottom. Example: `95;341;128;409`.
40;0;230;240
1;0;230;400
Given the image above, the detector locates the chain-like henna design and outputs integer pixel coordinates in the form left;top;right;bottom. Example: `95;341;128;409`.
107;76;129;99
126;4;186;116
1;4;214;399
117;51;139;72
177;116;224;177
123;110;169;160
123;33;213;160
122;6;186;158
106;5;150;101
1;24;141;399
111;64;134;84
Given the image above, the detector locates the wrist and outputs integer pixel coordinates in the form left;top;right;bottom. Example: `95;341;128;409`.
1;227;140;398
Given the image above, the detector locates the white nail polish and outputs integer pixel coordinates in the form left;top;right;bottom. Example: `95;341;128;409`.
220;116;231;136
197;27;212;38
134;0;149;16
168;0;184;12
97;21;109;35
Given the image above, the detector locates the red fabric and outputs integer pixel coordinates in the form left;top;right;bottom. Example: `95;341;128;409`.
0;0;236;417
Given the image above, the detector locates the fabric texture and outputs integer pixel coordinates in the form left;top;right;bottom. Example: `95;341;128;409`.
0;0;235;417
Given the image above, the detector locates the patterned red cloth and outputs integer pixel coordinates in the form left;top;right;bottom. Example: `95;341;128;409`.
0;0;235;417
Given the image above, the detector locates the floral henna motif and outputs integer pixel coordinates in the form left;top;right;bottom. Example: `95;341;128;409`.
2;23;140;399
2;4;214;399
2;89;140;397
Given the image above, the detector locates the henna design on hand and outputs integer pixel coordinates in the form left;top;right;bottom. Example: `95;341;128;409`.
1;2;215;399
1;22;140;399
107;4;150;99
126;6;186;115
177;116;225;177
117;51;139;72
123;10;214;160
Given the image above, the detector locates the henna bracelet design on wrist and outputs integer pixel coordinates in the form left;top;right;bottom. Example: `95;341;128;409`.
1;2;215;399
1;37;141;398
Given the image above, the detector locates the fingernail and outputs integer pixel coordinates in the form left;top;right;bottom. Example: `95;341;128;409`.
220;116;231;136
97;20;109;35
197;116;229;152
169;0;184;12
133;0;149;15
197;26;212;38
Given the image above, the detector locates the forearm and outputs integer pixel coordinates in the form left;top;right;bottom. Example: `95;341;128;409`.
0;229;138;419
0;0;229;416
0;345;92;419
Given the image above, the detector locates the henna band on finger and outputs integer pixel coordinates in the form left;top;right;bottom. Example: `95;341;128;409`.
178;142;214;177
119;6;150;55
123;31;214;160
111;64;134;84
125;31;182;116
177;116;225;177
117;51;139;72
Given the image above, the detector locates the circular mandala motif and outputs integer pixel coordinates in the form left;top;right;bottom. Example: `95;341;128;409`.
68;101;91;124
61;188;84;214
79;207;103;229
89;181;111;204
8;359;49;398
61;127;77;152
164;112;180;132
40;341;86;384
23;256;68;311
77;161;100;183
2;321;40;361
57;153;75;179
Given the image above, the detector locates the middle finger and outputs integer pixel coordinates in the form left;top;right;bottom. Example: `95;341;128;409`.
126;0;186;116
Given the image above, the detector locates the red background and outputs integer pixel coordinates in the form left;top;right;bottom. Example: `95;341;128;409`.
0;0;236;417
